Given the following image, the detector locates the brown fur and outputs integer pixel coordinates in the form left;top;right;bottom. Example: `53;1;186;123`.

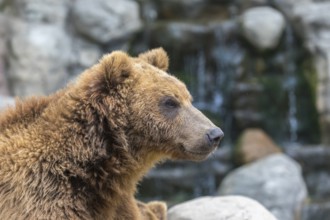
0;48;222;219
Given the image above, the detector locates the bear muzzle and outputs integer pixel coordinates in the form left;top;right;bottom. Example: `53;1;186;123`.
206;127;224;147
179;128;224;161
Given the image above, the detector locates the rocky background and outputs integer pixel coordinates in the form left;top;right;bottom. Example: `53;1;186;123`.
1;0;330;219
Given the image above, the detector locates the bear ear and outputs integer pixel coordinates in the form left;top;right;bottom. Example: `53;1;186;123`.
138;48;169;71
100;51;132;86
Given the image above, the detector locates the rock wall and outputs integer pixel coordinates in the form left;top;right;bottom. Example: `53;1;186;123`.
272;0;330;148
0;0;141;96
0;0;327;146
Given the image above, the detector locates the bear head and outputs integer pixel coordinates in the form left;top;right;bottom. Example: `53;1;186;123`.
77;48;224;162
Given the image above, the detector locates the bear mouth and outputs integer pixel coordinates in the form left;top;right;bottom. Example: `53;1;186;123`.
179;144;215;161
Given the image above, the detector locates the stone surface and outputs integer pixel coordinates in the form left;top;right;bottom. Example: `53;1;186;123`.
8;22;71;96
287;145;330;200
218;154;307;220
271;0;312;17
273;1;330;145
240;7;286;50
150;21;214;51
0;14;9;95
168;196;278;220
287;145;330;170
10;0;70;26
231;82;263;129
147;0;229;20
0;96;14;110
138;147;233;204
235;128;282;164
70;37;102;77
302;201;330;220
292;2;330;146
305;171;330;199
72;0;142;44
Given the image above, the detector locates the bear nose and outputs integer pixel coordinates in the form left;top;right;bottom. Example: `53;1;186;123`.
206;128;224;145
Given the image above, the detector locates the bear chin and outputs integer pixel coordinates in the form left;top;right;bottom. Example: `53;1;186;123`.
178;144;217;161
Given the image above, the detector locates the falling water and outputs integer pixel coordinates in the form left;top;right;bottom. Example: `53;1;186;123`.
285;26;299;143
213;22;244;141
197;50;207;104
183;50;208;109
288;80;298;142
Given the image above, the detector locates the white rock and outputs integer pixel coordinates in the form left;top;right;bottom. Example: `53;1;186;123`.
218;154;307;220
11;0;70;26
72;0;142;44
240;7;286;50
0;96;15;110
168;196;278;220
8;22;71;96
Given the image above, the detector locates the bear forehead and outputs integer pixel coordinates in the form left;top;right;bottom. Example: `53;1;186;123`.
133;62;192;104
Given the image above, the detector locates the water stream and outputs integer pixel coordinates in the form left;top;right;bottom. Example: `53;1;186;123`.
285;26;299;143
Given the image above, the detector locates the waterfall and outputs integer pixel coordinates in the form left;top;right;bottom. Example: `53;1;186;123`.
183;50;208;109
288;79;298;142
213;22;244;142
285;26;299;143
197;50;206;104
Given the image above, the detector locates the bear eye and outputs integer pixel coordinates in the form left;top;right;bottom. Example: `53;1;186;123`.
163;97;180;109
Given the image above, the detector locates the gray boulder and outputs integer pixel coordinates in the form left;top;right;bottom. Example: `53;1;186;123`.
168;196;278;220
0;96;14;110
70;37;102;77
72;0;142;44
218;154;307;220
240;7;285;50
0;14;9;96
8;22;71;96
10;0;70;26
271;0;311;17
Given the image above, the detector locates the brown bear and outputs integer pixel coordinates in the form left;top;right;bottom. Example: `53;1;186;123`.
0;48;224;219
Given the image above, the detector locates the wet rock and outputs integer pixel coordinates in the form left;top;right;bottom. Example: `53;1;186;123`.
232;82;263;129
235;128;282;164
218;154;307;220
271;0;312;17
240;7;286;50
168;196;278;220
305;171;330;200
236;0;268;12
138;148;233;204
147;0;229;20
151;0;207;20
233;110;262;128
272;0;330;145
292;2;330;53
150;21;213;51
302;201;330;220
287;145;330;169
287;145;330;200
290;2;330;145
72;0;142;44
8;22;71;96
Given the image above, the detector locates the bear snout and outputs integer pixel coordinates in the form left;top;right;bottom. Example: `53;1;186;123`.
206;127;224;147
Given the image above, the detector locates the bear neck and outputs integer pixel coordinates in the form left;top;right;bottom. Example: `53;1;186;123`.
39;86;164;207
58;89;161;200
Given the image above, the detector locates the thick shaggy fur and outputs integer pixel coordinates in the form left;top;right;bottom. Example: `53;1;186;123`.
0;48;220;219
